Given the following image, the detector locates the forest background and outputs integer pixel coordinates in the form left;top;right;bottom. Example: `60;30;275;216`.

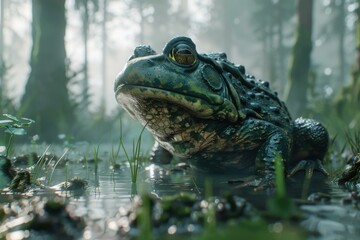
0;0;358;143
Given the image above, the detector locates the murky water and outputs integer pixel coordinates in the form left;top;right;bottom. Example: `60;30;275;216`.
1;142;360;239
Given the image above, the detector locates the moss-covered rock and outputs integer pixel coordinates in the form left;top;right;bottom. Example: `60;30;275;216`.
117;192;257;237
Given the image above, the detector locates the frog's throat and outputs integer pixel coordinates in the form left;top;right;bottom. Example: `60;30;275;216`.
116;84;238;122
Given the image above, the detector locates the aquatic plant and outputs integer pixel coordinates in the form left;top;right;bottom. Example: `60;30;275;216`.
0;114;34;157
31;145;52;183
204;179;216;230
60;177;88;191
266;153;298;219
118;190;305;240
119;122;147;183
197;220;304;240
338;129;360;185
322;135;347;179
274;153;286;198
137;194;154;240
346;129;360;155
110;135;121;169
47;148;70;185
83;153;89;178
9;170;31;192
93;143;101;175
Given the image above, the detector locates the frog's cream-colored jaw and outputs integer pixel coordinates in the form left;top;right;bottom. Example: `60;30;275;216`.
117;85;214;118
115;81;237;137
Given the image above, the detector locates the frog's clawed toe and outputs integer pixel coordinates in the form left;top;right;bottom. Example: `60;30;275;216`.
288;159;329;180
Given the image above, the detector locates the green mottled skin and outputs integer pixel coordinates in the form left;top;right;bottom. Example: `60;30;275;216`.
115;36;329;175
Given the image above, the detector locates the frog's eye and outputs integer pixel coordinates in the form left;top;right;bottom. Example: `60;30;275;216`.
168;44;197;66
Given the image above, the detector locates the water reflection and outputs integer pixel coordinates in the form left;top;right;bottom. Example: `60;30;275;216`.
0;144;358;239
142;161;331;209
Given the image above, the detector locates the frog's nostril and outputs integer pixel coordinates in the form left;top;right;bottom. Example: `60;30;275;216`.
129;45;157;60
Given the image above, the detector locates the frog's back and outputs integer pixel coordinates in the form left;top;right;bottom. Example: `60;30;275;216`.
235;74;292;129
199;52;293;131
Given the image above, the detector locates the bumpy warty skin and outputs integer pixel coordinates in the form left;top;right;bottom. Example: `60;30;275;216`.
114;36;329;174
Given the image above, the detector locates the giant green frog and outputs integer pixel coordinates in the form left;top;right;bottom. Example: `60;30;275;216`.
114;36;329;186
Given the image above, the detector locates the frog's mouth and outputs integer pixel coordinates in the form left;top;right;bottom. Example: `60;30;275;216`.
116;84;218;119
116;90;223;155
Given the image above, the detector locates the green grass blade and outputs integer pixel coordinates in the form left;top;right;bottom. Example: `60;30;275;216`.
48;148;69;185
32;145;51;182
274;153;285;199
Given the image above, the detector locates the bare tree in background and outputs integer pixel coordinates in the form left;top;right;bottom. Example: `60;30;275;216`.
74;0;99;110
252;0;295;95
127;0;171;48
100;0;107;114
321;0;348;86
203;1;242;57
0;1;22;114
21;0;74;141
350;0;360;106
150;0;170;50
0;0;4;108
284;0;313;117
337;0;346;84
128;0;145;44
334;0;360;115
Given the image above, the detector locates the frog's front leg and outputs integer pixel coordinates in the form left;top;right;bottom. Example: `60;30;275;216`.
231;119;291;189
253;127;291;189
255;129;291;174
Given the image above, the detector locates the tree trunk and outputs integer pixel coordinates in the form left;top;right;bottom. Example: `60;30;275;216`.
82;1;89;108
21;0;74;141
138;0;144;44
267;16;276;84
284;0;313;117
257;2;277;86
338;0;346;84
277;0;286;95
351;0;360;105
100;0;107;115
333;0;360;124
0;0;4;104
222;1;233;56
151;0;170;50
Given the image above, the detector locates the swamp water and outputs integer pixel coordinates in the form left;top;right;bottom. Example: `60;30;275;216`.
0;141;359;240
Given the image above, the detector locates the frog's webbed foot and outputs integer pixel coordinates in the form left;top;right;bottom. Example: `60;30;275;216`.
288;159;329;180
228;173;275;192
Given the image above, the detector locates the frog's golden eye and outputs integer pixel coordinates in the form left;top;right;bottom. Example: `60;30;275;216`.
169;44;196;66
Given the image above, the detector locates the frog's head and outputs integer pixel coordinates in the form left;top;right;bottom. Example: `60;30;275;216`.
114;37;239;148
